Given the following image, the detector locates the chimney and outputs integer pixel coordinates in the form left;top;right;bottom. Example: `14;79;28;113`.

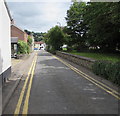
11;19;15;24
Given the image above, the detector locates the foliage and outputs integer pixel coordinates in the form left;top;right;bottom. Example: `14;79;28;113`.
84;2;120;52
45;26;65;51
27;35;32;46
65;2;120;53
33;32;45;42
24;29;45;42
24;30;32;35
17;40;30;54
66;2;88;51
92;61;120;86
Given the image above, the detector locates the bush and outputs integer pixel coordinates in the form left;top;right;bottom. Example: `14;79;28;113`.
92;60;120;86
18;40;30;54
27;36;32;46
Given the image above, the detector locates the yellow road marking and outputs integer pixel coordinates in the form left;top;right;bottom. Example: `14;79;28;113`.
69;65;120;96
22;56;37;115
53;55;120;100
14;56;36;116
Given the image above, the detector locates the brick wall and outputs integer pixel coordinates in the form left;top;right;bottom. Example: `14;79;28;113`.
11;25;27;43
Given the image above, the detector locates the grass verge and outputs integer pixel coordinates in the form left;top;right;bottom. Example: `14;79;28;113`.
67;52;120;62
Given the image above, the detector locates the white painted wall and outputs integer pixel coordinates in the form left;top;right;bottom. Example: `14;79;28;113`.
0;0;11;75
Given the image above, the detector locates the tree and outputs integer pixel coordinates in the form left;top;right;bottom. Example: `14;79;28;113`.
27;35;32;46
84;2;120;52
66;2;88;51
65;2;120;53
24;29;45;42
45;26;65;51
24;30;31;35
33;32;45;42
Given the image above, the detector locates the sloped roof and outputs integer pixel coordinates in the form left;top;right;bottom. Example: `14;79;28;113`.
4;0;12;21
34;41;44;44
11;24;25;33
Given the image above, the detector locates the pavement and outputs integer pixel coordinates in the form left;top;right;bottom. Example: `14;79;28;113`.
3;50;120;115
2;51;36;113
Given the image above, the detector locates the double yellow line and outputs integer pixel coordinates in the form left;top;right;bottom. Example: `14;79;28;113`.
53;55;120;100
14;53;37;116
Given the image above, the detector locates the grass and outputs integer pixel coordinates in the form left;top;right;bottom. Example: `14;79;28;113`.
67;52;120;62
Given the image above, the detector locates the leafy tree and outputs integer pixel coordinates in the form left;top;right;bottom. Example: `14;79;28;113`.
27;35;32;46
62;26;73;51
84;2;120;52
45;26;65;51
33;32;45;42
24;30;31;35
66;2;88;51
65;2;120;53
24;29;45;42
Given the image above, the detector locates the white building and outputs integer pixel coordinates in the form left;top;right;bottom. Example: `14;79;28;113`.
34;41;46;50
0;1;12;85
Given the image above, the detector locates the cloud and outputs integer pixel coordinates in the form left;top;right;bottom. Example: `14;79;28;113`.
7;2;71;32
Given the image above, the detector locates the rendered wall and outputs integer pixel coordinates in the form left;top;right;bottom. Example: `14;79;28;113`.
0;1;11;76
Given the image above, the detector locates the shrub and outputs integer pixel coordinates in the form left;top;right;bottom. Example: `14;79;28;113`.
109;62;120;85
18;40;30;54
27;36;32;46
92;60;120;86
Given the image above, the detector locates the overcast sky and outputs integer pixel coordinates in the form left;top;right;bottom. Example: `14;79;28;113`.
7;0;89;33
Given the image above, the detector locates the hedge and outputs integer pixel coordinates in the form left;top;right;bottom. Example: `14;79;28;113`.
92;60;120;86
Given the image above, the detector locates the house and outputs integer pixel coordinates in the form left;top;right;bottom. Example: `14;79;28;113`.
34;41;46;50
11;22;29;56
11;23;28;43
0;1;12;87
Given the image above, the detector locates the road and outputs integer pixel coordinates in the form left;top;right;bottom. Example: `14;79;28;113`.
3;50;119;115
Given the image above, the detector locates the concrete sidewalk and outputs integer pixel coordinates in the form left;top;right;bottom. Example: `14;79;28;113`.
2;51;36;112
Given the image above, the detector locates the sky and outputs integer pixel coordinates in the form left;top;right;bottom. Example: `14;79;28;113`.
7;0;89;33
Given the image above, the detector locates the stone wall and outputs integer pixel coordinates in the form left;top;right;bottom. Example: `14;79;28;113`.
56;51;95;70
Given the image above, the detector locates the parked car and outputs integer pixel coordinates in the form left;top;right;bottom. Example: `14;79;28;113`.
34;48;38;50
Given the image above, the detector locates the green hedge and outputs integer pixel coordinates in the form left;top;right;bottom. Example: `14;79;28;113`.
92;60;120;86
18;40;30;54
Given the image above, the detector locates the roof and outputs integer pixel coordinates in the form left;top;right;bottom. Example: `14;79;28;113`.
4;0;12;21
34;41;44;44
11;24;25;33
11;37;18;43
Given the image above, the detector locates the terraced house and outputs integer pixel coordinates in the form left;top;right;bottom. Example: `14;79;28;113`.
11;22;28;43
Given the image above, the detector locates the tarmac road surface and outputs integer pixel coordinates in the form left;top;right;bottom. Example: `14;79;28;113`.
3;50;119;115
